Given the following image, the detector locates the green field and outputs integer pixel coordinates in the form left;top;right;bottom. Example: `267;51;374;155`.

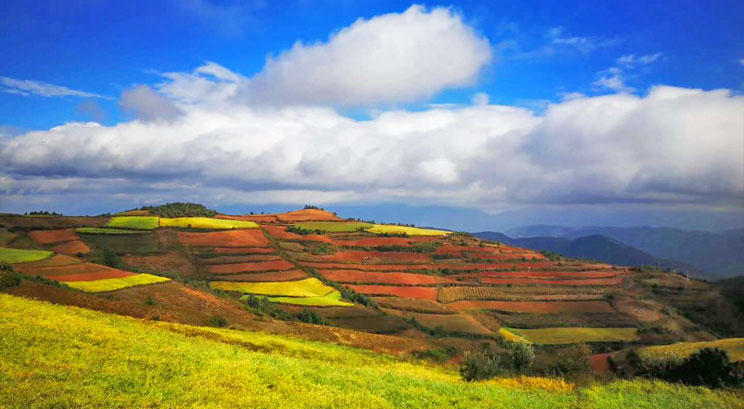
505;327;639;345
0;229;16;245
79;233;160;254
366;224;450;236
0;294;741;409
242;290;353;307
211;277;335;297
106;216;160;230
159;217;259;229
294;221;374;232
637;338;744;364
63;274;170;293
76;227;151;235
0;247;53;264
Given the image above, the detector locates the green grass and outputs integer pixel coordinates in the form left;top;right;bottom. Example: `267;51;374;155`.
0;294;741;409
505;327;639;345
76;227;151;235
637;338;744;364
62;274;170;293
366;224;451;236
294;221;374;232
106;216;160;230
0;247;53;264
211;277;335;297
159;217;259;229
0;229;16;246
242;290;354;307
79;234;160;255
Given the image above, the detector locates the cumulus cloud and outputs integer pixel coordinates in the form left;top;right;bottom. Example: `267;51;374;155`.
1;65;741;211
0;76;109;99
237;5;492;106
119;85;183;122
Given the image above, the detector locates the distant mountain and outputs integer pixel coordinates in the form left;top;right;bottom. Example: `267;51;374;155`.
503;225;744;277
473;232;703;276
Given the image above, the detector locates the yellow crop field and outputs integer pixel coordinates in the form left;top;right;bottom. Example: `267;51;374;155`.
0;247;54;264
159;217;259;229
63;273;170;293
499;328;532;344
637;338;744;364
107;216;160;230
505;327;639;345
366;224;450;236
243;290;353;307
1;294;742;409
210;277;334;297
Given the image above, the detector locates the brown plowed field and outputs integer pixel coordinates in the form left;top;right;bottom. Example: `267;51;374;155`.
13;254;83;269
199;255;283;264
213;247;275;254
122;252;198;278
320;270;453;285
436;286;608;303
216;214;279;223
446;300;616;314
373;297;455;314
299;261;569;272
276;209;343;222
383;309;492;335
206;260;296;274
28;228;78;244
177;229;269;247
16;262;120;277
481;277;623;286
209;270;309;282
46;269;136;282
262;225;334;243
53;240;91;255
332;237;415;247
464;253;546;261
455;270;621;279
345;285;437;300
305;251;431;264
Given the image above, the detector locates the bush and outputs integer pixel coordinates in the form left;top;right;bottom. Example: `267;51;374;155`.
509;342;535;372
295;309;330;325
461;345;506;381
140;202;217;218
0;260;14;272
541;344;592;377
144;296;156;306
412;347;457;363
638;347;744;388
0;273;22;290
208;315;228;328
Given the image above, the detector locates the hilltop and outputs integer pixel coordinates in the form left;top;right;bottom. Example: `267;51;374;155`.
1;205;743;407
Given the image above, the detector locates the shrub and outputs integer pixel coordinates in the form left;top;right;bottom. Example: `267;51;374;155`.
208;315;229;328
144;296;156;306
638;347;744;388
0;260;14;272
0;273;22;290
510;342;535;372
294;309;331;326
461;345;506;381
412;347;457;363
541;344;592;377
140;202;217;218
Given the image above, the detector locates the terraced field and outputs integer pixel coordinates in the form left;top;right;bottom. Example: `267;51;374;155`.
637;338;744;363
160;217;259;229
0;247;53;264
505;327;640;345
106;216;160;230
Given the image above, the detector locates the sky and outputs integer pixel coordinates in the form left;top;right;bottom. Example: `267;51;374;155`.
0;0;742;231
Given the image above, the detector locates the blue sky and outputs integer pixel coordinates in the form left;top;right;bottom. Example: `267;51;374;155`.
0;1;742;230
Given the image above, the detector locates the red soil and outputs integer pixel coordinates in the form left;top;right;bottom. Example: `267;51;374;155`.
46;269;137;282
446;300;616;313
480;277;623;286
320;270;453;285
177;229;269;247
591;353;613;375
122;252;198;278
28;228;78;244
216;214;279;223
213;247;275;254
456;270;621;279
276;209;343;222
262;225;333;243
332;237;415;247
308;251;431;264
206;260;296;275
345;285;437;300
200;255;283;264
14;254;82;268
53;239;90;255
463;253;546;261
299;261;566;272
208;270;309;282
16;262;120;277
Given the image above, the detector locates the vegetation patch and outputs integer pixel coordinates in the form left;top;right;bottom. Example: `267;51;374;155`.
77;227;151;235
293;221;373;232
250;290;354;307
106;216;160;230
505;327;639;345
211;277;335;297
366;224;450;236
0;247;53;264
160;217;259;230
637;338;744;364
80;233;160;254
446;300;615;314
62;273;170;293
211;270;309;282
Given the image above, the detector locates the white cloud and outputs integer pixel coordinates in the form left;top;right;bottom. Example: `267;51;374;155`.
545;26;619;54
237;5;492;106
0;77;110;99
119;85;183;122
592;74;633;92
471;92;489;106
618;52;664;67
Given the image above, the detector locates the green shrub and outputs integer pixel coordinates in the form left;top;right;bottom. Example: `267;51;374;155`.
140;202;217;218
412;347;457;363
294;309;331;326
541;344;592;377
144;296;156;306
509;341;535;372
461;345;505;381
0;273;22;290
208;315;228;328
0;260;14;272
637;347;744;388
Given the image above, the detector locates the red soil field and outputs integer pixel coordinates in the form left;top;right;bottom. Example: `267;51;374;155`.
464;253;546;261
13;254;83;268
207;270;309;282
206;260;295;274
307;251;431;264
300;261;569;272
383;309;492;335
332;237;415;247
16;262;121;276
276;209;343;222
46;269;136;282
28;228;78;244
591;353;612;375
345;285;437;300
480;277;624;286
177;229;269;247
262;225;334;243
446;300;616;313
320;270;453;285
200;255;283;264
216;214;279;223
213;247;275;254
455;270;621;279
53;240;90;255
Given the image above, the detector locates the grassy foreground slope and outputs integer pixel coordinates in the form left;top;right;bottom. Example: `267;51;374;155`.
1;295;741;409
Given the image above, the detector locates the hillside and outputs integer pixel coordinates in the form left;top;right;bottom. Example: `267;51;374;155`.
1;207;743;407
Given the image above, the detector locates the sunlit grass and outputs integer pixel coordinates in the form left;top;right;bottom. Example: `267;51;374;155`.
211;277;334;297
76;227;150;235
505;327;639;345
0;247;53;264
366;224;450;236
159;217;259;229
638;338;744;364
106;216;160;230
62;273;170;293
241;290;353;307
295;221;374;232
